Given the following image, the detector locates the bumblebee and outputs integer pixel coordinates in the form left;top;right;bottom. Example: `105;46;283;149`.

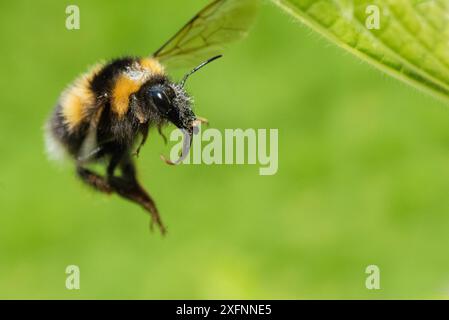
45;0;258;234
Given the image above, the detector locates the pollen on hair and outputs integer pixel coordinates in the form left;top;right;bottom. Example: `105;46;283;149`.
140;58;165;75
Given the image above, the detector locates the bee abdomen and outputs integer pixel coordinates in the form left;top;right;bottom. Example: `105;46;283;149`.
46;62;105;161
45;103;89;161
57;63;105;132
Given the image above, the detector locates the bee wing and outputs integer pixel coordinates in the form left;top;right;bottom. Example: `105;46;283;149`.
153;0;259;69
78;105;106;163
78;122;99;163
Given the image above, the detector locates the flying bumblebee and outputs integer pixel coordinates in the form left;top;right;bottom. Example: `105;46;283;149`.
45;0;258;234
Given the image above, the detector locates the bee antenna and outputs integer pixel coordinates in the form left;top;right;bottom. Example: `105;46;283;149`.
180;55;223;88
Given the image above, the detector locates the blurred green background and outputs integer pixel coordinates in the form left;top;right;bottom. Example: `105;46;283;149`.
1;0;449;299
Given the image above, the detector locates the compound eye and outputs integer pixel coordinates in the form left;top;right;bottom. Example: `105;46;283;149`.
149;88;172;114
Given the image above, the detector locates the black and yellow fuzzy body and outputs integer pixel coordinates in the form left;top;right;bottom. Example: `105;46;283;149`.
46;57;197;234
48;57;193;163
45;0;258;235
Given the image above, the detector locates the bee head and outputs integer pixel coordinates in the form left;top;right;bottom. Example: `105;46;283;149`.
138;55;222;133
145;82;196;132
136;55;223;165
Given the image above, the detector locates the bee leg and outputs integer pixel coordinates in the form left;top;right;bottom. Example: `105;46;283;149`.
107;156;167;235
132;124;149;158
76;166;113;194
106;149;124;178
157;124;168;145
196;116;209;126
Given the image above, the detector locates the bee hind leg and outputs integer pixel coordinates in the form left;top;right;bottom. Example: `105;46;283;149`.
108;157;167;235
76;166;113;194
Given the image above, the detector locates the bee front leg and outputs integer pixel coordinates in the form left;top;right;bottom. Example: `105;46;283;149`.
157;124;168;145
132;123;149;158
196;116;209;126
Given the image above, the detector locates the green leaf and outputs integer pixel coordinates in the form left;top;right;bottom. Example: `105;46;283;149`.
271;0;449;103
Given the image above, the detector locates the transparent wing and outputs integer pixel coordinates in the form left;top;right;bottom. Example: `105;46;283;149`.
153;0;259;69
78;122;99;163
77;104;107;163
